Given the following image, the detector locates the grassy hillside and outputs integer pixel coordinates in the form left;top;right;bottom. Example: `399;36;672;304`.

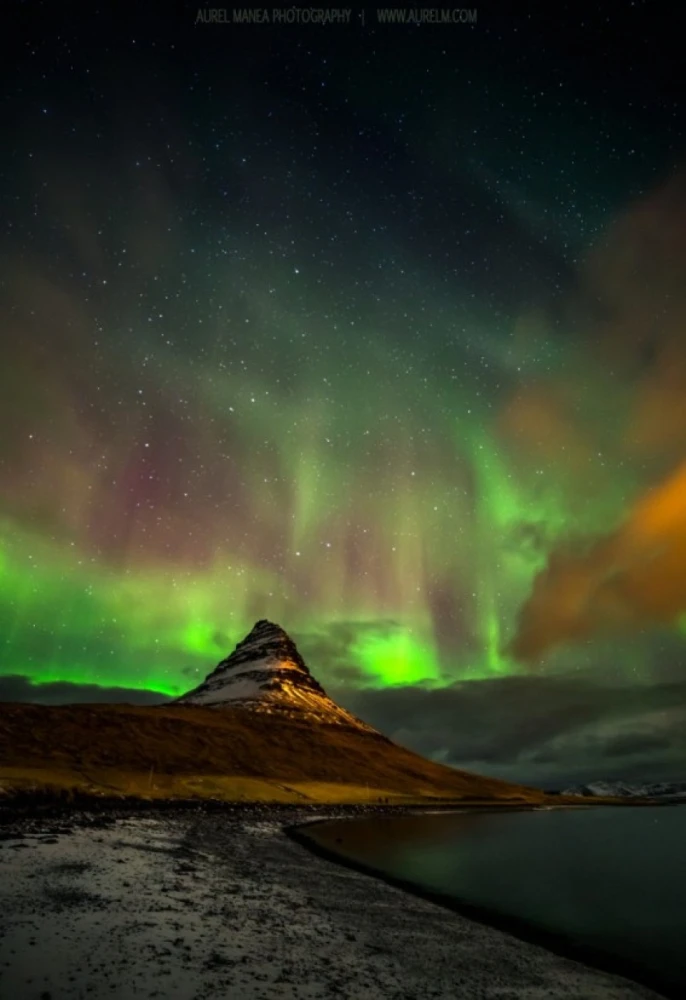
0;701;548;806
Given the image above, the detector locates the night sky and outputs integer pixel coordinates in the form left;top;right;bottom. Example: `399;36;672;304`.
3;2;686;787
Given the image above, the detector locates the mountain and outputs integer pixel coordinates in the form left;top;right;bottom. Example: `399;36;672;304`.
172;619;377;732
0;620;551;807
561;780;686;801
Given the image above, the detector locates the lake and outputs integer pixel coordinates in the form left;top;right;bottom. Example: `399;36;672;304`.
304;805;686;999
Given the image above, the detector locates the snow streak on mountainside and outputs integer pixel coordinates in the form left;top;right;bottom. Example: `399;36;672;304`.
174;619;380;733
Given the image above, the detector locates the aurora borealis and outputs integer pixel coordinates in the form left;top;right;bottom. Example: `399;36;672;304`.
3;3;686;785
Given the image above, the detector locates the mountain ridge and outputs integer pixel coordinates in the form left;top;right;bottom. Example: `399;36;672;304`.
561;780;686;801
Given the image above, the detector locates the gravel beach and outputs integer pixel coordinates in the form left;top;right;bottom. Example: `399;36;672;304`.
0;808;667;999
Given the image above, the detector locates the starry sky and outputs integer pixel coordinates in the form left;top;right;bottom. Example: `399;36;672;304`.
3;2;686;787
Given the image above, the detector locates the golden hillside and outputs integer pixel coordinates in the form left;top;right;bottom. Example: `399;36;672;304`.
0;701;548;806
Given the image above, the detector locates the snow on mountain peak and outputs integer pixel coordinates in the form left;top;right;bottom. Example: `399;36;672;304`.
174;619;377;732
561;779;686;800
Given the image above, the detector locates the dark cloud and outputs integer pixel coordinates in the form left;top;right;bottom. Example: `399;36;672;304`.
293;619;402;682
212;630;230;650
0;674;171;706
325;663;370;686
601;732;675;759
331;670;686;788
180;665;204;679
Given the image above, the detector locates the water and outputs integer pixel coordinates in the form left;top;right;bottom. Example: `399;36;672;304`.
307;805;686;997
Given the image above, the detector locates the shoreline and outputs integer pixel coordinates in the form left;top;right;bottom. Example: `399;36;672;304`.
287;810;677;1000
0;804;671;999
3;787;678;823
0;793;579;829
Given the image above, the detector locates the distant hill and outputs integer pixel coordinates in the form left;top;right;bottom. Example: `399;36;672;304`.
0;620;548;807
561;780;686;802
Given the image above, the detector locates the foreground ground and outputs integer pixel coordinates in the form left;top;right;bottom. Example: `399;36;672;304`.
0;808;666;999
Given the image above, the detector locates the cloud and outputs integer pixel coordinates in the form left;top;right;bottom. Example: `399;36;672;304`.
505;170;686;661
510;461;686;661
293;619;403;685
601;731;674;759
212;630;230;651
0;674;171;706
332;669;686;787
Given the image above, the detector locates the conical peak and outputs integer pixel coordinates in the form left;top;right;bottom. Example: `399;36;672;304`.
192;617;326;700
254;619;279;629
231;620;303;665
174;619;381;733
243;619;289;642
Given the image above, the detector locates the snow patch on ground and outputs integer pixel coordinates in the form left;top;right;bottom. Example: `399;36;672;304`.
0;812;665;1000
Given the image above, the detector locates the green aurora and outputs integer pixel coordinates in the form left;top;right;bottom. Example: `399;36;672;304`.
2;11;685;717
0;328;633;698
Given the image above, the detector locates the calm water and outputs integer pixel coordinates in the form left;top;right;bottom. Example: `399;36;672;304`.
308;806;686;997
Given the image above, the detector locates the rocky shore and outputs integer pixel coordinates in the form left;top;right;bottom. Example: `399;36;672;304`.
0;806;668;999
